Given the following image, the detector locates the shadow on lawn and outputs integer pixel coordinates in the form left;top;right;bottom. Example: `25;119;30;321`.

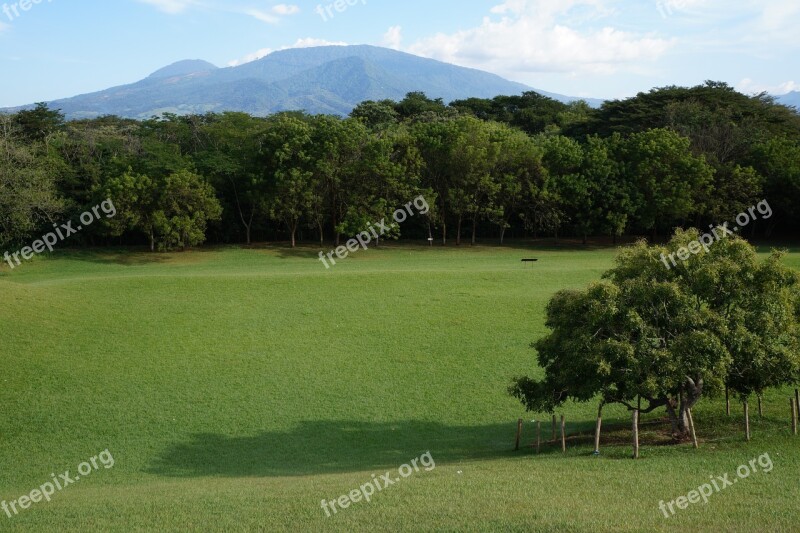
146;417;685;478
56;248;173;266
146;420;542;478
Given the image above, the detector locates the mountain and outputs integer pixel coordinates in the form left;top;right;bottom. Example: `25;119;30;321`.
3;45;602;120
778;91;800;109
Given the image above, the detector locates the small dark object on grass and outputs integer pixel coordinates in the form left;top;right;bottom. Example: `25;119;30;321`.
521;258;539;263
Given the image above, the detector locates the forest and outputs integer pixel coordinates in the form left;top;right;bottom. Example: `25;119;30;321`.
2;81;799;251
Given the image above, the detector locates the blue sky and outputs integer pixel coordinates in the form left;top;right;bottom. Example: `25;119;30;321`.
0;0;798;107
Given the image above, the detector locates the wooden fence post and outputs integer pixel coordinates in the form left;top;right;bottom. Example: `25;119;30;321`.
744;400;751;442
792;398;798;436
514;418;523;451
796;389;799;424
594;404;603;454
687;408;698;449
725;387;730;416
560;415;566;453
632;410;640;459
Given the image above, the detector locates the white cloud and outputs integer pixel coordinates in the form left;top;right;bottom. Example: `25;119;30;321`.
750;0;800;45
405;0;672;78
656;0;709;17
291;37;347;48
136;1;300;23
737;78;799;95
382;26;403;50
272;4;300;16
228;38;348;67
136;0;198;14
245;9;279;24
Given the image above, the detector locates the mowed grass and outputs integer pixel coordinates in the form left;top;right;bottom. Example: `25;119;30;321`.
0;242;799;532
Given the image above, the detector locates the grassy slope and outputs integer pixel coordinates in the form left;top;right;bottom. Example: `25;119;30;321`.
0;243;798;532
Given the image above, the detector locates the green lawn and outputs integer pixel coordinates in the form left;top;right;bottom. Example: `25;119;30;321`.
1;243;798;532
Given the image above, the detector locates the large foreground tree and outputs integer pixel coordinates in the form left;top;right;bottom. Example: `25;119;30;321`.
510;230;800;439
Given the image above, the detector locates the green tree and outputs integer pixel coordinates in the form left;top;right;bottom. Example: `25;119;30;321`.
488;126;544;244
622;129;713;238
0;116;64;247
103;170;160;251
105;169;221;251
13;103;66;142
583;135;632;243
154;170;222;251
263;115;314;248
748;137;800;233
195;112;269;244
511;229;800;439
412;118;462;245
350;100;399;130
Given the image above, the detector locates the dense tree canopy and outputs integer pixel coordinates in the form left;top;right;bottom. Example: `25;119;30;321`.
1;82;799;251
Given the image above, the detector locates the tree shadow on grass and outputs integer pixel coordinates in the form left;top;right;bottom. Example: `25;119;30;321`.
54;248;173;266
146;417;697;478
146;420;537;478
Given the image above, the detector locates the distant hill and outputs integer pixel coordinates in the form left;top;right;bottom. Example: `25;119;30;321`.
778;91;800;109
3;45;603;120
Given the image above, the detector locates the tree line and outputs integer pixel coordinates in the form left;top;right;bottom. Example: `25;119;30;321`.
2;81;799;251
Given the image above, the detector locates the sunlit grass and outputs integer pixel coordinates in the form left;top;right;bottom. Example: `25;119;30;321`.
0;242;798;532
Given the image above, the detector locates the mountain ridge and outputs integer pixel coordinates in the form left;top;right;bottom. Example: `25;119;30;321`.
2;45;603;119
778;91;800;109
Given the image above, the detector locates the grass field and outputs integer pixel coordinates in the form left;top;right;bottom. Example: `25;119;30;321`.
1;242;799;532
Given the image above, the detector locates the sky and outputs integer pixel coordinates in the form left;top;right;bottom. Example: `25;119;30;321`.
0;0;798;107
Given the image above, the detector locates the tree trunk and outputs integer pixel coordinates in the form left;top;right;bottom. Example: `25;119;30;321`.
677;401;691;437
441;221;447;246
500;226;506;245
456;215;462;246
471;217;477;246
149;229;155;252
669;378;704;440
665;396;701;440
332;210;340;247
318;221;324;246
230;181;253;245
666;399;680;436
290;224;297;248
